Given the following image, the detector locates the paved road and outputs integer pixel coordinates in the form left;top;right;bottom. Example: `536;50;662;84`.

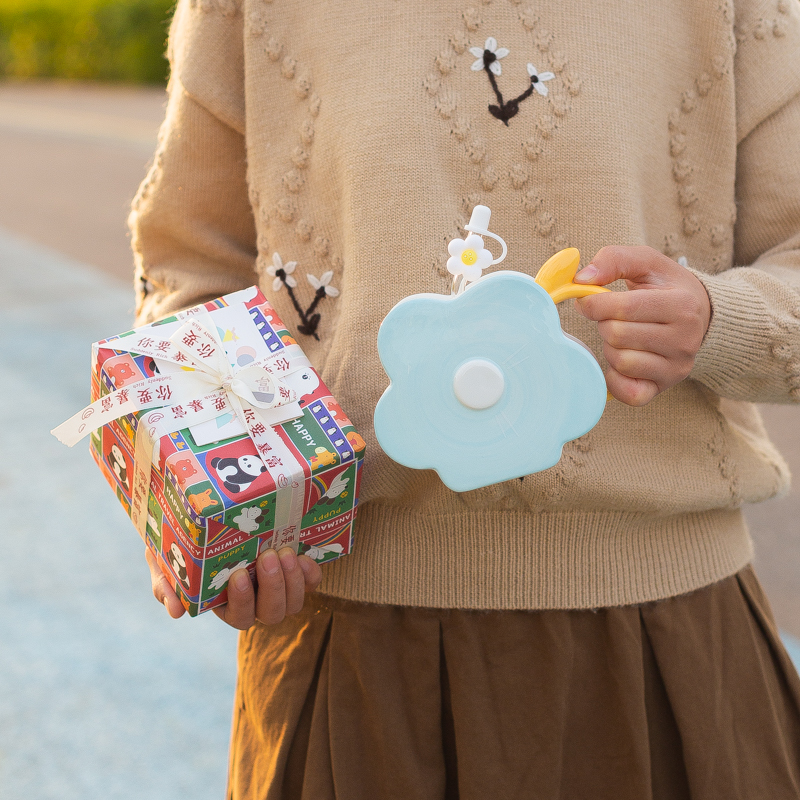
0;81;798;798
0;82;164;280
0;83;238;800
0;229;238;800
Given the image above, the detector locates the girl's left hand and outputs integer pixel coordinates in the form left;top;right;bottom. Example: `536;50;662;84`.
574;245;711;407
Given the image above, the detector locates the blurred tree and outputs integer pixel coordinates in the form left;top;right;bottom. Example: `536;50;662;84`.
0;0;173;83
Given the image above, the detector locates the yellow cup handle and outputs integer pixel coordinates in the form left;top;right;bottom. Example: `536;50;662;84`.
533;248;612;305
548;283;611;305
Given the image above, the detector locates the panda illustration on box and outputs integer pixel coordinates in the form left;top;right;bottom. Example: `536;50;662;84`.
211;455;267;494
108;443;129;491
167;542;190;589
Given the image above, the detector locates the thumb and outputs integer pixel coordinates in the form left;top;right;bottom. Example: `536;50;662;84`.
145;546;185;618
574;245;674;287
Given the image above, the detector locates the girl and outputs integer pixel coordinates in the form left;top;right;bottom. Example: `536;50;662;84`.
135;0;800;796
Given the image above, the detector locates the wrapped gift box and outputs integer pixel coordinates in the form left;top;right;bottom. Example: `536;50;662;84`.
72;286;364;616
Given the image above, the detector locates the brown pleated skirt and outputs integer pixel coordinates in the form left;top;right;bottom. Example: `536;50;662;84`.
227;565;800;800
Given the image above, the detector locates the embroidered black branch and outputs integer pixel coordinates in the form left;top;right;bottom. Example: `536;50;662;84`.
265;255;341;341
485;58;537;125
470;39;554;126
275;268;327;339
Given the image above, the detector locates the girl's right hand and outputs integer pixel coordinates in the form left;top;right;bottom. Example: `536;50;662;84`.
145;546;323;629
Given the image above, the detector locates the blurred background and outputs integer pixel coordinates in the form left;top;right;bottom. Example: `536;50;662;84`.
0;4;799;799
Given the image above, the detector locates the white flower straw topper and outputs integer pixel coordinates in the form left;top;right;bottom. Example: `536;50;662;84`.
446;205;508;290
447;235;493;281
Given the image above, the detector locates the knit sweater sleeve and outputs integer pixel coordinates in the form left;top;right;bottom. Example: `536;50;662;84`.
689;0;800;403
129;0;256;326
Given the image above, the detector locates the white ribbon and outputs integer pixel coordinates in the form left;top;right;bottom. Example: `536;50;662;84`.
52;310;308;550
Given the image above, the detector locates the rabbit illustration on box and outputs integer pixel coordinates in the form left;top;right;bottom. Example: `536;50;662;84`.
373;206;610;492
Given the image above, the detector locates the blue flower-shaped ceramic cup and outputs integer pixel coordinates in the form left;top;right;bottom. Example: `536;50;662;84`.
373;265;607;492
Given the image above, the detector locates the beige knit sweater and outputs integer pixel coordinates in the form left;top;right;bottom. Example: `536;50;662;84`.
130;0;800;609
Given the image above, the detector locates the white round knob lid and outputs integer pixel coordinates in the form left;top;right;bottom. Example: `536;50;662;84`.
453;359;505;410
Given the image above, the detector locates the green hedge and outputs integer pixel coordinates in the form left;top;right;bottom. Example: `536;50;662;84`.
0;0;174;83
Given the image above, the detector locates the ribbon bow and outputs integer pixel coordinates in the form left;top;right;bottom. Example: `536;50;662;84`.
165;315;298;419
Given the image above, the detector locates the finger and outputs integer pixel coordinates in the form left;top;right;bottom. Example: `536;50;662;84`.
598;320;701;375
145;547;185;618
604;366;660;407
255;549;287;625
574;245;682;288
576;287;678;324
603;343;672;384
596;319;679;357
279;548;306;616
213;568;256;630
298;555;323;592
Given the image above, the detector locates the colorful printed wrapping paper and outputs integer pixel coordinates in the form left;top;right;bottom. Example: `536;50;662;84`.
54;286;365;616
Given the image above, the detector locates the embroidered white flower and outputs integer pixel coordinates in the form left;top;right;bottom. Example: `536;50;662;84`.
307;270;340;297
447;233;493;281
470;37;510;76
526;63;555;96
266;252;297;292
